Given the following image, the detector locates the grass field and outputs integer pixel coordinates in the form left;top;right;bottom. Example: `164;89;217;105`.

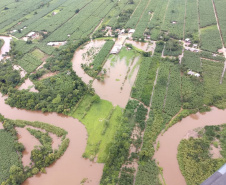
70;94;123;163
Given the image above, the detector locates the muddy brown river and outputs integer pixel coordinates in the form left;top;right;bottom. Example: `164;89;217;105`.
154;107;226;185
0;94;104;185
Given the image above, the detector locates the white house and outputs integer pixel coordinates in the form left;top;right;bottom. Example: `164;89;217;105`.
129;29;135;34
110;44;122;54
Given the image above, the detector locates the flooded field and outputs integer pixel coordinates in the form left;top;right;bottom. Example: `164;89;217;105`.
125;40;156;53
72;40;140;108
17;127;42;167
154;107;226;185
72;40;106;84
0;36;11;61
19;79;39;93
0;94;104;185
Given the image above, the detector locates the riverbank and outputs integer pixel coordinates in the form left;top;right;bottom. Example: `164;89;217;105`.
0;94;104;185
154;107;226;185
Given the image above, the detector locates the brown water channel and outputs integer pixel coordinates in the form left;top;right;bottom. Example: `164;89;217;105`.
154;107;226;185
0;36;11;61
0;94;104;185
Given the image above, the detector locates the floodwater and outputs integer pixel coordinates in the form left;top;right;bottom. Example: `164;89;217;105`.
92;56;140;108
125;40;155;53
0;94;104;185
17;127;42;167
0;36;11;61
154;107;226;185
72;40;106;84
19;79;39;93
72;40;140;108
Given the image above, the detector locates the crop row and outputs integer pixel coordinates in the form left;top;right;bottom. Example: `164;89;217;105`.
148;0;169;40
164;65;181;117
184;0;199;40
132;0;154;39
151;61;171;111
69;1;116;40
125;0;150;29
45;0;113;42
131;57;151;100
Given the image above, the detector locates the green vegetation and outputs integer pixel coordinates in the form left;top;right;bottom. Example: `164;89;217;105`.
200;25;222;53
200;51;225;62
131;57;158;106
18;53;43;73
70;94;123;163
0;115;69;185
181;50;201;72
6;71;87;113
178;125;226;185
163;40;183;56
0;130;23;184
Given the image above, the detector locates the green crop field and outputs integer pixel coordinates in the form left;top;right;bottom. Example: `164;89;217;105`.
0;130;23;184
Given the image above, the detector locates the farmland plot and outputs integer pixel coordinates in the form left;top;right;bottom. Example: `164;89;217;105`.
148;0;169;40
45;0;116;42
151;61;171;110
161;0;186;39
200;25;222;53
0;130;23;184
125;0;150;29
199;0;217;28
132;0;154;39
0;0;48;32
164;65;181;117
184;0;199;39
18;53;43;73
182;50;201;72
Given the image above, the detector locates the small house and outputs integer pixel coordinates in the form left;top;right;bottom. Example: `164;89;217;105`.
110;44;122;54
129;29;135;34
185;38;190;42
121;29;125;34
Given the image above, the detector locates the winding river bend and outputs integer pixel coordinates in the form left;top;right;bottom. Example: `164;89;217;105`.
154;107;226;185
0;94;104;185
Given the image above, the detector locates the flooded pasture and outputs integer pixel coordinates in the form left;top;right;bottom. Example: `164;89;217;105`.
0;94;104;185
125;39;156;53
154;107;226;185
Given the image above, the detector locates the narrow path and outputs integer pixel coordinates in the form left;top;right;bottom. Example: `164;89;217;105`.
163;70;171;109
211;0;226;83
149;68;159;107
